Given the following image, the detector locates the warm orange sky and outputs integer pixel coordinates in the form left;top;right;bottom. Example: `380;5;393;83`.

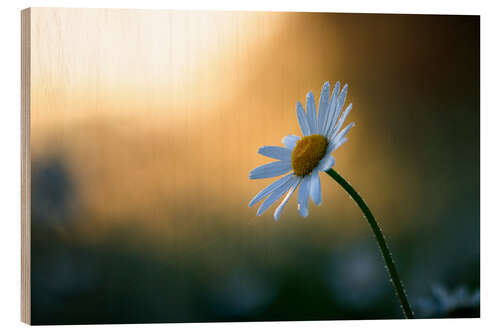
29;9;479;248
30;9;288;129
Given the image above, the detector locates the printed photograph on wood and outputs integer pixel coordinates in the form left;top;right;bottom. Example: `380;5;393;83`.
25;8;479;324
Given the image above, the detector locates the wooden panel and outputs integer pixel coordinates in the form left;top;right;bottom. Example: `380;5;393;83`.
21;7;31;325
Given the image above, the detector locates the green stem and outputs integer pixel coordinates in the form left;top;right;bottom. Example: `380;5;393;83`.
325;168;414;319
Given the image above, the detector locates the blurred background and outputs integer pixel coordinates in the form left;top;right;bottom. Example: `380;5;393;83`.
29;9;479;324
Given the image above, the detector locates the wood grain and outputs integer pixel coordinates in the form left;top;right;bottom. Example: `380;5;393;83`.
21;7;31;325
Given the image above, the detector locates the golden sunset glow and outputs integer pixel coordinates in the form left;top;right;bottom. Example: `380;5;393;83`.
29;8;458;248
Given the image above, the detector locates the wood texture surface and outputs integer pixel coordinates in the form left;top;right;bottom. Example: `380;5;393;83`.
21;7;31;325
20;7;480;325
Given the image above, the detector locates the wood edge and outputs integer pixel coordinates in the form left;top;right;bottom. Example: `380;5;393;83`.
21;7;31;325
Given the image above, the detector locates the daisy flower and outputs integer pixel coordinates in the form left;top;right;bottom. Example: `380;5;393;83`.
248;81;414;319
249;81;354;220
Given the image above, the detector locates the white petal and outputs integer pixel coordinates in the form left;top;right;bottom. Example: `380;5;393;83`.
282;135;301;150
323;81;341;136
333;122;355;145
273;177;300;221
317;155;335;171
257;176;296;216
249;161;291;179
323;100;335;136
331;81;341;102
327;137;347;154
258;146;292;161
297;175;311;218
317;82;330;133
296;101;310;136
326;140;336;155
335;84;348;120
329;103;352;139
310;169;322;206
327;85;348;138
249;174;294;207
306;91;317;134
332;137;347;152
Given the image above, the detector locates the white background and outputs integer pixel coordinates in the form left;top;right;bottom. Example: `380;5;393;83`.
0;0;497;332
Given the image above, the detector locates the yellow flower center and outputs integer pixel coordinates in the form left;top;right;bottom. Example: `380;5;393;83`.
291;134;328;177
